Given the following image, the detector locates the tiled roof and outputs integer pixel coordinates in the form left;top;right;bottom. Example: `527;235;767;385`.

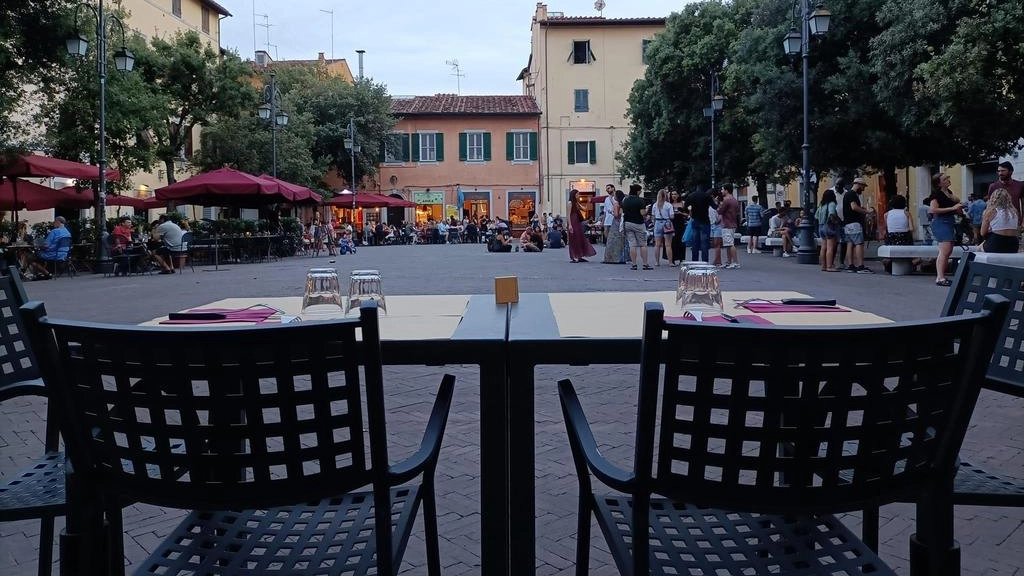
390;95;541;116
203;0;232;16
543;15;665;26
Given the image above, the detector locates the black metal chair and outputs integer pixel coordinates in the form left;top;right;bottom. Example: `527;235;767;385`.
42;236;75;278
0;267;64;576
21;300;455;576
559;299;1007;576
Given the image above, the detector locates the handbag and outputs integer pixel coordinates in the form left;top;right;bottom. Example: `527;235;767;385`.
682;219;695;244
663;220;675;234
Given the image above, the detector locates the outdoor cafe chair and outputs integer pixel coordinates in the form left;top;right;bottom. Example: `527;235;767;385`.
559;299;1008;576
0;267;64;576
42;236;75;278
20;300;456;576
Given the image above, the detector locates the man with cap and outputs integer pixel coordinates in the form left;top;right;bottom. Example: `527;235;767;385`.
841;177;873;273
988;161;1023;219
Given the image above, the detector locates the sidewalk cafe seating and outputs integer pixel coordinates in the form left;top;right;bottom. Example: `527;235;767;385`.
42;236;75;278
0;267;64;576
559;299;1007;576
21;300;456;576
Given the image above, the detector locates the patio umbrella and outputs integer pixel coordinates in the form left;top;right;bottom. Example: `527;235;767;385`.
0;154;121;221
0;178;61;211
257;174;322;205
324;191;392;208
380;195;416;208
155;167;288;207
55;187;149;210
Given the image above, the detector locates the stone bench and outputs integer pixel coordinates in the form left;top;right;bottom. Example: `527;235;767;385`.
762;236;822;256
877;244;973;275
971;251;1024;268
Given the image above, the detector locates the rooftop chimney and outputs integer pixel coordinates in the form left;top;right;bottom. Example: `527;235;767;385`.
318;52;325;61
356;49;365;80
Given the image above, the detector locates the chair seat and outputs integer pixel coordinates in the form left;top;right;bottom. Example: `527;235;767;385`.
953;460;1024;506
0;451;65;521
593;495;896;576
134;485;421;576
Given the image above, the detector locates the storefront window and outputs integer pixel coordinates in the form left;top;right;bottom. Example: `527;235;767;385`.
507;191;537;228
413;191;445;224
461;191;491;220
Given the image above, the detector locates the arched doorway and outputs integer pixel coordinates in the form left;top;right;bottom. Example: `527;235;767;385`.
387;193;407;226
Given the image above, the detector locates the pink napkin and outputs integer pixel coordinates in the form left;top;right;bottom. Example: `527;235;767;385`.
666;314;774;325
739;303;849;313
158;307;277;325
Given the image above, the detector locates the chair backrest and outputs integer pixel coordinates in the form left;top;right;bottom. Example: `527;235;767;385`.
20;300;391;512
636;299;1007;515
943;252;1024;396
177;232;192;252
0;266;41;393
54;235;72;259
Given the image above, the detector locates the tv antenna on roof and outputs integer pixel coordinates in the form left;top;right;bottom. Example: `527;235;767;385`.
445;59;465;95
594;0;606;16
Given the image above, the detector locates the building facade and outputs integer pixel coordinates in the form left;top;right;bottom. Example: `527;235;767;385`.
370;95;542;232
518;3;664;214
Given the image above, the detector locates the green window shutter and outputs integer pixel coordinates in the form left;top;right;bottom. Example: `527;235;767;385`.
411;133;420;162
483;132;491;161
435;133;444;162
567;141;576;165
506;132;515;161
401;134;410;161
529;132;538;161
459;133;467;161
588;140;597;164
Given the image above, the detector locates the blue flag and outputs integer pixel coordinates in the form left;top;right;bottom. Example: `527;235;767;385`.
457;186;465;207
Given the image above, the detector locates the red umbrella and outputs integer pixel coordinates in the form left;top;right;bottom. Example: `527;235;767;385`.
0;178;61;211
379;195;416;208
257;174;322;205
324;191;392;208
54;187;148;210
155;167;287;207
0;154;121;220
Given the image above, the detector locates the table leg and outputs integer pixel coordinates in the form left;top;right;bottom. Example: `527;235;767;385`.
508;360;536;576
60;461;108;576
480;355;510;576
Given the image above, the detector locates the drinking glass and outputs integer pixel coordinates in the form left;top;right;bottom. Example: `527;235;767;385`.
301;268;343;316
678;264;724;315
676;261;710;305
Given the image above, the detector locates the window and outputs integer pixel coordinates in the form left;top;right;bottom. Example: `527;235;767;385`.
642;39;651;64
570;40;595;64
459;132;491;162
567;140;597;165
411;132;444;162
202;6;210;33
506;131;537;162
574;89;589;112
172;0;181;17
383;133;410;163
467;132;484;161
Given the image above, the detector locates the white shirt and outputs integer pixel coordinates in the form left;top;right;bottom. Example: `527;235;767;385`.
603;196;616;226
990;208;1020;231
885;209;911;233
768;214;784;235
654;202;673;221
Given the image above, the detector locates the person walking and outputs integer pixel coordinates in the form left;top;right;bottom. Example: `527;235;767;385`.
621;184;651;270
929;173;965;286
567;189;597;263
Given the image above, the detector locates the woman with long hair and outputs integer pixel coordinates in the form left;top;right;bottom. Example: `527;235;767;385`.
601;189;625;263
669;189;685;263
651;189;675;266
815;188;841;271
567;189;597;263
929;173;965;286
980;187;1020;253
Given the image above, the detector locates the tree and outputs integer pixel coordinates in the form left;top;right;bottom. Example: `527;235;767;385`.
134;31;257;185
0;0;75;153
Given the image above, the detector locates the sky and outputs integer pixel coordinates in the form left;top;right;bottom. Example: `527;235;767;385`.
217;0;690;96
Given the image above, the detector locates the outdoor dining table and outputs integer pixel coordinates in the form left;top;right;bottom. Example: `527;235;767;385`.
132;290;967;576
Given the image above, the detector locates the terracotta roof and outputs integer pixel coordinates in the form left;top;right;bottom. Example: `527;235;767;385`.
391;95;541;116
542;16;665;26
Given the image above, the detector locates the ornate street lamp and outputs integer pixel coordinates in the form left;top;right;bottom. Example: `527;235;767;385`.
703;73;726;190
66;0;134;267
782;0;831;264
258;70;289;177
344;120;361;210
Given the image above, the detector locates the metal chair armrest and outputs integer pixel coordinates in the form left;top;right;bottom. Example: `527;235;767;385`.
558;379;634;492
389;374;456;485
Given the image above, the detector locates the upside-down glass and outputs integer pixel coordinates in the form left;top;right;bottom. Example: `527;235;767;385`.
301;268;344;316
678;263;724;315
676;261;711;305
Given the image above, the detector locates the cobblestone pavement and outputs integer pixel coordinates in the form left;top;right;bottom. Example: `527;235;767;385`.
2;243;1021;575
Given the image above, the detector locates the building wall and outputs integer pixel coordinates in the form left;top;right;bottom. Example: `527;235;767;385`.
374;115;542;228
125;0;222;45
525;8;664;214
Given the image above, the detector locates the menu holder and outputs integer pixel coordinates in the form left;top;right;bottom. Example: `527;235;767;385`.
495;276;519;304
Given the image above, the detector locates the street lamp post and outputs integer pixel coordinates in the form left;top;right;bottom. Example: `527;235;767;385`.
783;1;831;265
702;72;726;190
257;70;289;177
344;119;361;211
66;0;135;269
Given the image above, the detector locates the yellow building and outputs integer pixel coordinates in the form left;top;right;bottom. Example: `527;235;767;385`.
518;3;664;213
254;50;354;84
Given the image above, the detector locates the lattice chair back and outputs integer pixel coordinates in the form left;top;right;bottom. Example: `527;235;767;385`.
20;300;391;513
54;235;72;260
634;299;1008;516
0;267;41;391
942;252;1024;396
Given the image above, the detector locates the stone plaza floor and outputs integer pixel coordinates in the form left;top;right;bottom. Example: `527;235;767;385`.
2;242;1021;575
